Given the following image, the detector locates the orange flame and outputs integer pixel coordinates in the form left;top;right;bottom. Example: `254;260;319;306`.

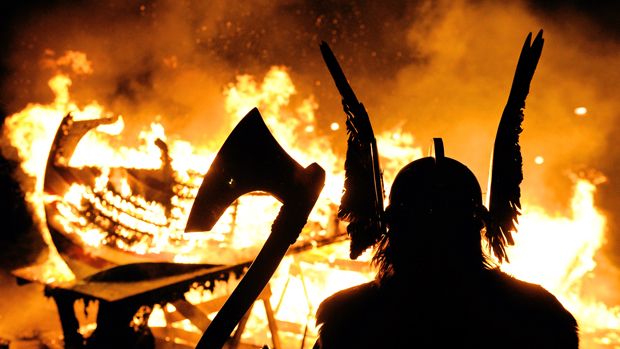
1;51;618;347
502;177;620;337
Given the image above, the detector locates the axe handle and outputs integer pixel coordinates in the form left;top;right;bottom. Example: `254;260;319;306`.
195;163;325;349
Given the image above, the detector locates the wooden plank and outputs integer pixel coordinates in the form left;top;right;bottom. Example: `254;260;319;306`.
151;327;202;344
171;299;211;331
275;319;304;334
261;287;281;349
194;295;229;314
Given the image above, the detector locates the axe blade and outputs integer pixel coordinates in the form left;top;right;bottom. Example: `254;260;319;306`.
185;107;306;232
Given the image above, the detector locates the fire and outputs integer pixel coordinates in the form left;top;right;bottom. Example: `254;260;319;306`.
0;70;104;283
502;177;620;337
1;50;618;347
3;54;348;271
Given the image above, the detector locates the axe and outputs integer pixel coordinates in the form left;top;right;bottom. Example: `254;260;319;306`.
185;107;325;348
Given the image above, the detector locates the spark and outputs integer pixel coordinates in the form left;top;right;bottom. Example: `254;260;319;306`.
574;107;588;116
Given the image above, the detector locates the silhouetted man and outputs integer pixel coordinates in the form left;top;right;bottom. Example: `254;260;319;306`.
314;156;578;348
314;30;578;349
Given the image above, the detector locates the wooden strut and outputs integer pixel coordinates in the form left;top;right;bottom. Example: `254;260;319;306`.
227;285;282;349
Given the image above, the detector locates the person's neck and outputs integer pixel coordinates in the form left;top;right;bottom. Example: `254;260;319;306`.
393;259;483;285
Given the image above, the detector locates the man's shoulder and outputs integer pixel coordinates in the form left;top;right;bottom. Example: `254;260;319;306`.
484;269;579;344
487;269;570;309
315;280;380;326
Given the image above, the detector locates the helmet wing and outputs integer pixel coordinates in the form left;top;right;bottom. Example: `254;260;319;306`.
487;30;544;262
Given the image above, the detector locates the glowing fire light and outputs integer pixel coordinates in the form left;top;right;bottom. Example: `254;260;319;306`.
502;177;620;340
534;155;545;165
1;50;619;348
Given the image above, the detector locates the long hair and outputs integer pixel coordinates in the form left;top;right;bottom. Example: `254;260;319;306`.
372;192;493;284
369;156;500;284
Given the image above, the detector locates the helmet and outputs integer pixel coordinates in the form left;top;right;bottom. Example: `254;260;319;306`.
382;154;488;272
387;156;483;223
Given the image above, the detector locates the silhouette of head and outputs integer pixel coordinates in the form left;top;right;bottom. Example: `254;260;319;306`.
374;156;489;280
388;156;483;222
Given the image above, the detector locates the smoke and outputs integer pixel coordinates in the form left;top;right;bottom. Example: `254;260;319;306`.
1;0;619;275
396;1;620;269
374;0;620;299
375;1;617;201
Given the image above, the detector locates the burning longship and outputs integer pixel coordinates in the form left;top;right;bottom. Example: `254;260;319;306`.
43;112;338;277
33;98;336;347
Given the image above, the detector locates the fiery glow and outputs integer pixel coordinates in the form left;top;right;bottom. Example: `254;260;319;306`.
502;178;620;337
503;179;606;291
376;129;424;194
0;68;104;283
1;51;618;347
225;65;344;206
3;58;350;268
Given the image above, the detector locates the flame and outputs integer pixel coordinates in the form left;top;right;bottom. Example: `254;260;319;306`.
1;51;618;347
0;70;99;283
225;66;345;205
502;177;620;338
2;58;350;269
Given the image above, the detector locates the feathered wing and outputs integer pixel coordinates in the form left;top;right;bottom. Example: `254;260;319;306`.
319;41;385;260
486;30;544;262
338;103;384;259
